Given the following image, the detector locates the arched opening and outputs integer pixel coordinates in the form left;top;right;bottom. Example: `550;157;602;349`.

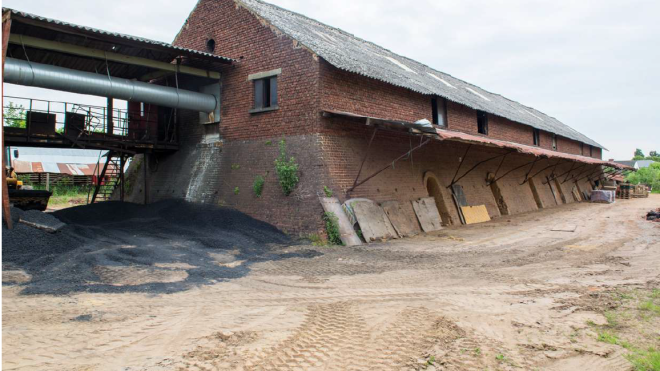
424;172;453;226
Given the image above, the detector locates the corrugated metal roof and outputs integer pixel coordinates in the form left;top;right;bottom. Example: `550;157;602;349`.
4;7;234;64
236;0;605;149
12;160;118;175
11;147;106;165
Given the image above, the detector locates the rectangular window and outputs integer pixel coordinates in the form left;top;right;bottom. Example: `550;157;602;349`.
248;68;281;114
580;142;584;155
477;110;488;135
533;129;540;146
552;134;557;150
252;76;278;112
431;97;447;127
589;145;593;157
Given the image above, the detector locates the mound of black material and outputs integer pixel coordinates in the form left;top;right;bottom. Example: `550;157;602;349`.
3;200;315;295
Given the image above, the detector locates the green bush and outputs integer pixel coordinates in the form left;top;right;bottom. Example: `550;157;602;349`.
234;187;240;195
323;212;343;246
323;186;333;198
627;163;660;193
274;140;299;196
253;175;265;198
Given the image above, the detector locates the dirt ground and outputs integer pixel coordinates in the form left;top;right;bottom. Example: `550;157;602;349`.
3;195;659;371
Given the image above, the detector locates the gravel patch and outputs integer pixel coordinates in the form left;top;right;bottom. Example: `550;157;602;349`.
2;200;316;295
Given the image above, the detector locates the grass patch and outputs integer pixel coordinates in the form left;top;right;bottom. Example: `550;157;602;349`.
639;301;660;316
32;184;90;206
323;212;343;246
591;288;660;370
627;348;660;371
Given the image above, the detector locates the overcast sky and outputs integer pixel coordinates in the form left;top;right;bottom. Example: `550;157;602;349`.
4;0;659;160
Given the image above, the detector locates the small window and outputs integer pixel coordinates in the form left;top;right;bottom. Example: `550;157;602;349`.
552;134;557;150
580;142;584;155
431;97;447;127
206;39;216;53
533;129;540;146
252;76;278;112
589;145;593;157
477;110;488;135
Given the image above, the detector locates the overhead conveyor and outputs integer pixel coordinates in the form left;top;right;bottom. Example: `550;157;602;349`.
4;58;218;113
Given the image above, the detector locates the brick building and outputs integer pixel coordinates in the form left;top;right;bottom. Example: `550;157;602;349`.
126;0;626;235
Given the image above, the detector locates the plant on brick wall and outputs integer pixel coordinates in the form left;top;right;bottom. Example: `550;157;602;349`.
234;187;240;195
323;212;343;246
274;139;299;196
253;175;265;198
323;186;333;198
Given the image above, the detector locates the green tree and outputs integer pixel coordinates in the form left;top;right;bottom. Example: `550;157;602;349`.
3;102;26;128
626;162;660;193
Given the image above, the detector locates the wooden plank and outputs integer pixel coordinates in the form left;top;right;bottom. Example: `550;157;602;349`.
460;205;491;225
551;224;577;232
381;201;421;238
318;197;362;246
412;197;443;232
352;200;398;242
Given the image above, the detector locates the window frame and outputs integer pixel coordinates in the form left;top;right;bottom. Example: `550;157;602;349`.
248;69;281;114
431;96;447;127
476;110;488;135
533;128;540;146
552;134;557;150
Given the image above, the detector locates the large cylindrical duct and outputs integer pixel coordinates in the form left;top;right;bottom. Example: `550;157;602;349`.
4;58;217;113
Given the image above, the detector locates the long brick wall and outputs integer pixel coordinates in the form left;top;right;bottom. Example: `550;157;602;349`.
120;0;605;236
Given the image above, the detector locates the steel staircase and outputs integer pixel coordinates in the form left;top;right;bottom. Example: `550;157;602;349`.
89;151;127;203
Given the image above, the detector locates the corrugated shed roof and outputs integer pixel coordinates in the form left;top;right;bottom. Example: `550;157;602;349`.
4;7;234;63
12;147;106;164
323;109;631;170
236;0;605;149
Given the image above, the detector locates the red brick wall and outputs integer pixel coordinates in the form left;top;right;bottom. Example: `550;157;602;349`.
174;0;321;140
138;0;329;234
320;61;431;122
557;136;582;155
130;0;603;236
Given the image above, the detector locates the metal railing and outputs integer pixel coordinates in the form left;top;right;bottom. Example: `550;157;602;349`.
2;96;176;144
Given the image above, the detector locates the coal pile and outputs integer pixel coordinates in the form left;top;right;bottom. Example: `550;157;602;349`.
3;200;316;295
646;208;660;222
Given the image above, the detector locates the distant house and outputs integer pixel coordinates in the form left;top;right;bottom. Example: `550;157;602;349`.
613;160;657;170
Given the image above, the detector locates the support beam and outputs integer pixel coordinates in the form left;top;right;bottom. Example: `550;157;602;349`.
8;34;221;80
488;158;538;186
521;159;566;185
450;150;512;188
349;138;431;192
2;11;12;229
351;127;378;191
448;144;472;188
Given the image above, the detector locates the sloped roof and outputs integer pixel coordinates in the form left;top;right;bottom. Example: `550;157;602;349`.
235;0;605;149
4;7;233;64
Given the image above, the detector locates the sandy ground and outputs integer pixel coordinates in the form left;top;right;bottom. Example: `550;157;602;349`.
3;195;659;371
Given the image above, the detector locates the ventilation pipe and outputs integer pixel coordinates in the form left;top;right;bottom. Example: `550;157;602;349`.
3;58;217;113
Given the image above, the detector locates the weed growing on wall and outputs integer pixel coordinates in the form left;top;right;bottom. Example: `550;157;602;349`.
253;175;265;198
323;186;333;197
234;187;240;195
274;140;299;196
323;212;343;245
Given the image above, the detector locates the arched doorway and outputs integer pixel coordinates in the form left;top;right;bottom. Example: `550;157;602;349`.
424;172;453;226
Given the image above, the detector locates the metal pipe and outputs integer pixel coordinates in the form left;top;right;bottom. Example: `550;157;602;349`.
4;58;217;113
